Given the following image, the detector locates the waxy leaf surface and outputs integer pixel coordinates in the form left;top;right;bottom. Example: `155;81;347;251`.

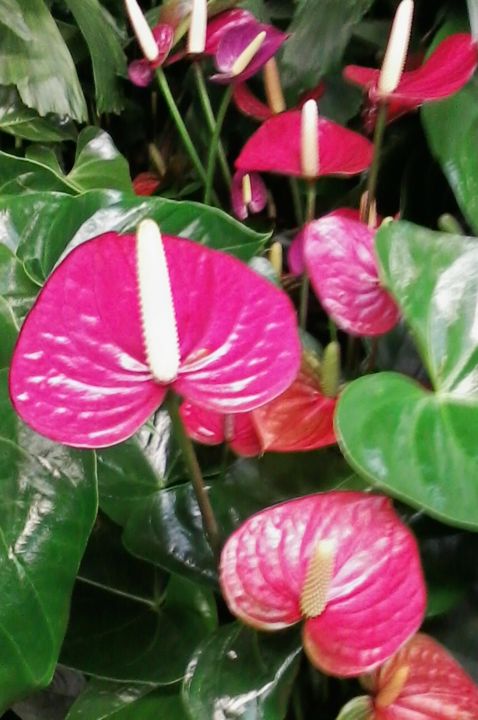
67;681;187;719
337;221;478;528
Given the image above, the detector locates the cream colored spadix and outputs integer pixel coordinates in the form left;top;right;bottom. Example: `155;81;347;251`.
378;0;414;95
300;99;319;179
188;0;207;54
300;539;336;618
136;219;180;383
231;31;266;76
242;173;252;206
124;0;160;62
264;58;286;114
375;665;410;708
269;241;283;278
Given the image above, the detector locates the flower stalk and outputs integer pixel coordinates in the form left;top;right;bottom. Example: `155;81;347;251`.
204;85;233;204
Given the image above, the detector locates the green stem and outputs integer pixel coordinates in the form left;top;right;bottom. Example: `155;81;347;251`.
289;178;304;226
166;393;221;559
204;85;233;205
364;102;388;222
193;63;232;187
155;67;209;186
299;181;317;329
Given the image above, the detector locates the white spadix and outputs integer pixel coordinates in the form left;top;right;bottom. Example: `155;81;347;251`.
300;99;319;179
188;0;207;54
124;0;160;62
231;31;266;77
378;0;414;95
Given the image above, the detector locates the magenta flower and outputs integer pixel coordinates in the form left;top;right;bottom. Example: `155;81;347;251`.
344;34;478;126
231;170;267;220
220;492;426;677
180;402;261;457
203;9;255;56
132;171;161;196
232;81;326;123
9;226;301;448
235;109;373;178
297;212;399;336
128;23;174;87
355;633;478;718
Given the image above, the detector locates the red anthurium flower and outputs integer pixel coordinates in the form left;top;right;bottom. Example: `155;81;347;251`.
132;171;161;196
128;23;174;87
220;492;426;677
359;633;478;719
232;81;326;123
231;170;267;220
300;213;399;336
180;355;337;455
9;224;301;448
235;109;373;178
345;34;478;126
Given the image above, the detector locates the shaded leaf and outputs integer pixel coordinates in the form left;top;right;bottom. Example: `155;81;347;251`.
67;681;187;719
12;666;86;720
0;0;31;40
0;86;77;142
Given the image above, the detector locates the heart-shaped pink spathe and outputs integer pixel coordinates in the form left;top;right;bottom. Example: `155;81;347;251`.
220;492;426;677
232;81;325;123
235;110;373;178
344;34;478;124
231;170;267;220
180;401;261;457
9;231;301;448
302;213;400;336
365;633;478;719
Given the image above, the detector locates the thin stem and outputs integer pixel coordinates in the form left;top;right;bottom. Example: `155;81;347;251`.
299;181;317;329
364;102;388;222
166;393;221;559
193;63;232;187
289;178;304;226
204;85;233;205
155;67;208;186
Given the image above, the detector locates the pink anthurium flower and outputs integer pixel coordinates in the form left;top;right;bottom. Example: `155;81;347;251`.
232;81;325;123
299;212;399;336
180;355;337;455
220;492;426;677
357;633;478;718
231;170;267;220
132;171;161;196
128;23;174;87
9;224;301;448
344;34;478;126
235;109;373;178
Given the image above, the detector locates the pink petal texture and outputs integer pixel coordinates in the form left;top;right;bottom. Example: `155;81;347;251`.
128;23;174;85
180;401;261;457
232;83;272;121
211;22;288;84
303;214;400;336
345;34;478;120
231;170;268;220
133;171;161;196
367;634;478;719
220;492;426;677
235;110;373;178
128;58;155;87
10;232;301;448
204;9;255;55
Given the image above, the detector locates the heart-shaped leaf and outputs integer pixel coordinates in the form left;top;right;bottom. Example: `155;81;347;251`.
336;220;478;528
0;86;77;142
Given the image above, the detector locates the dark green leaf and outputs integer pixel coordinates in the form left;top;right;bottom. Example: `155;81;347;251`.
63;0;126;115
0;369;97;711
12;666;86;720
0;86;77;142
0;295;18;367
183;624;301;720
0;243;39;322
67;681;187;719
67;127;132;192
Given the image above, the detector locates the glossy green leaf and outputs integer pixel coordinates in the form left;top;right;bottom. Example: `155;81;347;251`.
0;0;30;40
0;86;77;142
0;0;87;121
0;244;39;322
63;0;126;115
122;451;366;585
422;17;478;233
0;369;97;711
12;666;86;720
335;697;372;720
67;681;187;720
183;624;301;720
0;295;18;367
337;221;478;528
61;570;217;684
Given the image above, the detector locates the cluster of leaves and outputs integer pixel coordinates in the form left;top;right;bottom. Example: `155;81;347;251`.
2;0;478;719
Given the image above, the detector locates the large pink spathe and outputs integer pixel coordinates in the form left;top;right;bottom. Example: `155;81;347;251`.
220;492;426;677
235;110;373;178
9;232;301;448
302;214;400;336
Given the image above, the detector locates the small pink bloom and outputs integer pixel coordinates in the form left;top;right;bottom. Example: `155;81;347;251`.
235;109;373;178
301;213;400;336
132;171;161;196
344;34;478;126
211;21;288;84
363;633;478;718
220;492;426;677
231;170;267;220
9;231;301;448
180;402;261;457
204;9;255;56
128;23;174;87
232;81;325;123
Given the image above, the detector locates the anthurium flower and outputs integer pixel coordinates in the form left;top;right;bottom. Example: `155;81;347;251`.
299;212;399;336
344;34;478;125
220;492;426;677
232;81;325;122
128;23;174;87
231;170;267;220
132;171;161;196
235;109;373;178
9;223;301;448
349;633;478;718
180;354;337;455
